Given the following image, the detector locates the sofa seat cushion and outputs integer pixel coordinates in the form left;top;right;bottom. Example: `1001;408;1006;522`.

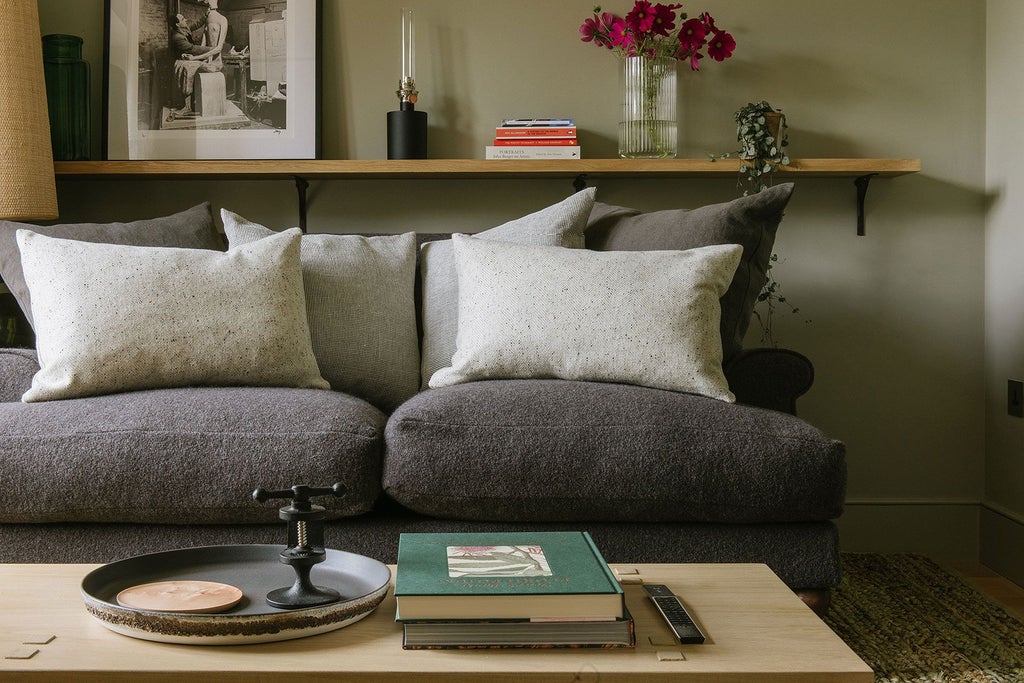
0;387;386;524
383;380;845;524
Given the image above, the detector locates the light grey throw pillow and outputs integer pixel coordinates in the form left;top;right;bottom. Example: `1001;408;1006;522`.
419;187;596;389
429;235;743;402
222;210;419;411
17;228;328;402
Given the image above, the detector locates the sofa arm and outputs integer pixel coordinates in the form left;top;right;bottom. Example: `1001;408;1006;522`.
724;348;814;416
0;348;38;402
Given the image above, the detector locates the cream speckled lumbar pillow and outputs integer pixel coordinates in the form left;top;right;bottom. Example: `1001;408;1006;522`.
17;227;328;402
222;210;419;412
419;187;596;389
429;235;743;402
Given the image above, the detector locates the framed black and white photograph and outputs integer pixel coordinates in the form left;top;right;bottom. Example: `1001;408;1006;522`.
104;0;321;160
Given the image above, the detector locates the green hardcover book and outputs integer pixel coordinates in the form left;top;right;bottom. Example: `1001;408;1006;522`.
394;531;624;621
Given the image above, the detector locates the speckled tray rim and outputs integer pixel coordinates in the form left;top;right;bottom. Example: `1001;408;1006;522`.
81;544;392;645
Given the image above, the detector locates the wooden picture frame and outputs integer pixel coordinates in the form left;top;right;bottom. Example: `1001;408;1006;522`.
104;0;321;160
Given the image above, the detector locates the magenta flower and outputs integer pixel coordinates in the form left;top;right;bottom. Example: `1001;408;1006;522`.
579;11;616;49
580;16;602;42
608;17;634;50
707;30;736;61
625;0;656;34
649;3;682;37
677;17;706;53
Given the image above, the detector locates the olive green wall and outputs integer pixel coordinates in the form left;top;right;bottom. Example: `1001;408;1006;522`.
37;1;1002;565
984;0;1024;586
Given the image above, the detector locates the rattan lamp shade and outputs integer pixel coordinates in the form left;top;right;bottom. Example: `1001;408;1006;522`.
0;0;58;220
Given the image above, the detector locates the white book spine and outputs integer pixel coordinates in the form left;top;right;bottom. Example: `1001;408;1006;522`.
484;146;581;160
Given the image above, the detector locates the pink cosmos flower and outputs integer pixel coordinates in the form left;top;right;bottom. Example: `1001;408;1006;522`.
580;16;602;42
686;49;703;71
608;17;634;50
649;3;682;37
625;0;656;34
579;11;616;49
677;17;706;53
707;30;736;61
699;11;717;32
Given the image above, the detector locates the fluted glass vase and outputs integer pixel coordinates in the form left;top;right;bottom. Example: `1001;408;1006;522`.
619;55;677;159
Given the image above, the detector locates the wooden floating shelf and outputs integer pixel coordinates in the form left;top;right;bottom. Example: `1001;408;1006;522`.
54;158;921;180
53;158;920;235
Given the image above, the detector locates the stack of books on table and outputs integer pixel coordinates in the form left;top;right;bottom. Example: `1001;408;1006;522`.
394;531;634;649
485;118;581;160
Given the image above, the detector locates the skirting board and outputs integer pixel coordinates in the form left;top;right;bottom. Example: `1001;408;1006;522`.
837;501;980;561
981;504;1024;588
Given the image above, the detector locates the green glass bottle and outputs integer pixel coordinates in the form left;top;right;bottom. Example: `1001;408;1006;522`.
42;34;90;161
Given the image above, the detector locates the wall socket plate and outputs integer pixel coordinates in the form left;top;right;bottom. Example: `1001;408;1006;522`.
1009;380;1023;418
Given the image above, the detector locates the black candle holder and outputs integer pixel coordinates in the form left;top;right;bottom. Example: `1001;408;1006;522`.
387;9;427;159
387;102;427;160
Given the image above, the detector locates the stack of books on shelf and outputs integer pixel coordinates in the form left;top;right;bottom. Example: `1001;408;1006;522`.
394;531;634;649
485;118;581;160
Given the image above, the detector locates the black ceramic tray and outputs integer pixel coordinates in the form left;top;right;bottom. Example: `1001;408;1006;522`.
81;544;391;645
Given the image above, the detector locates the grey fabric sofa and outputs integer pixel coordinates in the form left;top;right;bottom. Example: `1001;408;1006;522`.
0;344;844;607
0;186;846;611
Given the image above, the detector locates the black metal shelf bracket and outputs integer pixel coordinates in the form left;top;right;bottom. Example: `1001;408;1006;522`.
573;173;588;192
294;176;309;233
854;173;877;236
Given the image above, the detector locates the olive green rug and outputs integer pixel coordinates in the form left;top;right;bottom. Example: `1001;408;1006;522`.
825;554;1024;683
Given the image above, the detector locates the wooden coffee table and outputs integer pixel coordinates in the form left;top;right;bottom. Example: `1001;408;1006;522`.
0;562;871;682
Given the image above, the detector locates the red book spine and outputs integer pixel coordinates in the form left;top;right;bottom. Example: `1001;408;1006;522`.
491;138;578;146
494;127;577;138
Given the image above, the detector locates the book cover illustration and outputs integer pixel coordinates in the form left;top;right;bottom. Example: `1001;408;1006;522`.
446;545;553;578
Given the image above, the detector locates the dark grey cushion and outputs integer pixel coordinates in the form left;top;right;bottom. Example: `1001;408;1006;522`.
0;348;37;403
384;379;845;524
0;203;223;328
0;387;386;523
585;183;793;361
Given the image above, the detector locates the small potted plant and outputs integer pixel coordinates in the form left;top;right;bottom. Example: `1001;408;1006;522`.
712;101;789;196
711;102;802;345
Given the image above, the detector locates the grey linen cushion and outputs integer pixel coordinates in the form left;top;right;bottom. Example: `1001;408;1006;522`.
586;183;794;360
0;348;37;403
430;236;742;402
384;379;846;524
222;211;419;412
419;187;596;388
0;387;385;523
18;228;328;402
0;203;221;328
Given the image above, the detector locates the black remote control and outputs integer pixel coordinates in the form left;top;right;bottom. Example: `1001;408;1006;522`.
643;584;706;644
